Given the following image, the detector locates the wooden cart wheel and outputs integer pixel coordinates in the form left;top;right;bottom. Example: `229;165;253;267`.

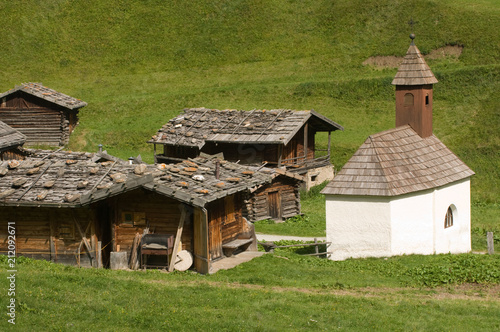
174;250;193;271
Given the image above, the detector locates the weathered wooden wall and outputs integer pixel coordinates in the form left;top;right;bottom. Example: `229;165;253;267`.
0;148;26;161
207;194;243;260
0;207;95;267
243;176;301;221
0;92;77;146
111;189;193;257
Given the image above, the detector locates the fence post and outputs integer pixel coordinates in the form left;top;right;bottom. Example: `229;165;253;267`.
487;232;494;255
314;238;319;255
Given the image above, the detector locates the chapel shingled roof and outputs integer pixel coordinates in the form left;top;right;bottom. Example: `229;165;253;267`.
321;125;474;196
0;149;295;208
148;108;343;148
391;39;438;86
0;83;87;110
0;121;26;150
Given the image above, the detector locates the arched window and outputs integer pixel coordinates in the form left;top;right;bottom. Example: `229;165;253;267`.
444;206;453;228
404;93;414;106
425;94;430;105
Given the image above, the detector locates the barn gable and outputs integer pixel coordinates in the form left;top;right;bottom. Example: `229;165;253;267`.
0;83;87;146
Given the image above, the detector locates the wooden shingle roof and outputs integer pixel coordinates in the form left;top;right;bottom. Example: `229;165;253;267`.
0;121;26;150
0;150;286;208
321;125;474;196
391;41;438;86
0;83;87;110
149;108;343;148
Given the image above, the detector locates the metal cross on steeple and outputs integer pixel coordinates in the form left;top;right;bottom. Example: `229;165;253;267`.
408;17;418;44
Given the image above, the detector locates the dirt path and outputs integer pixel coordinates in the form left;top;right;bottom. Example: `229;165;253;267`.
144;277;500;302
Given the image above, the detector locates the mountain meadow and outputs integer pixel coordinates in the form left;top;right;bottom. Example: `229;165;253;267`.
0;0;499;330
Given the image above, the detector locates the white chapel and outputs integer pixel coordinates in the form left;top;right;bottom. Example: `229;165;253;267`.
321;35;475;261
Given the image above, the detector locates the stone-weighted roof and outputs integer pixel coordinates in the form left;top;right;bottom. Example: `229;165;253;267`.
321;125;474;196
0;150;289;208
149;108;343;148
0;82;87;110
0;121;26;150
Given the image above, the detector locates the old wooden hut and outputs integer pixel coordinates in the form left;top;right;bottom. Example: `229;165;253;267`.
242;167;303;221
0;150;277;273
149;108;343;189
0;121;28;161
0;83;87;146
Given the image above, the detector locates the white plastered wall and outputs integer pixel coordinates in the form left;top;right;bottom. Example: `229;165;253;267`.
390;190;435;255
433;179;471;254
325;195;391;260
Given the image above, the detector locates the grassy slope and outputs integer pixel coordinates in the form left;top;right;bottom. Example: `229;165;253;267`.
1;0;498;238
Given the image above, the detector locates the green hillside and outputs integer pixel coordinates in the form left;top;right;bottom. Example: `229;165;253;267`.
0;0;498;208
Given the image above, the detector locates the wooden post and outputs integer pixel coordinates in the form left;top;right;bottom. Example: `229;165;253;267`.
168;206;187;272
314;237;319;255
303;124;308;163
49;213;56;262
277;145;283;167
193;207;210;274
97;241;102;268
327;131;331;159
487;232;495;255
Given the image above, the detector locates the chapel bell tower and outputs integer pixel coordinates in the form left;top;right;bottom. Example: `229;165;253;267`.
392;34;438;138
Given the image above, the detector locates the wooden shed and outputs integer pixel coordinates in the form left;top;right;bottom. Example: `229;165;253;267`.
0;150;276;273
242;167;303;221
0;121;27;161
0;83;87;146
149;108;343;189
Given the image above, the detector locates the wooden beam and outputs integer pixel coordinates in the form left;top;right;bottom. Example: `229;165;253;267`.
303;123;308;162
168;206;187;272
73;214;94;264
49;213;56;262
327;131;331;158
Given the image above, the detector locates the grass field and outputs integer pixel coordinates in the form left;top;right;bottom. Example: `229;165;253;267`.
0;0;499;329
1;254;499;330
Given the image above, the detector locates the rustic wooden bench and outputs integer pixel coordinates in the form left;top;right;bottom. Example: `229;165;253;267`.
222;238;254;257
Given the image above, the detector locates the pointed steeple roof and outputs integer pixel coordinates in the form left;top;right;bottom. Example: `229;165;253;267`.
392;35;438;86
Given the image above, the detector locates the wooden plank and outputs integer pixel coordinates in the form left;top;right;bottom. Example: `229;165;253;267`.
193;208;210;274
168;206;187;272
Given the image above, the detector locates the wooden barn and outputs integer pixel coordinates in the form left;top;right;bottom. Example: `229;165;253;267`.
0;150;278;273
149;108;343;189
0;121;28;161
0;83;87;146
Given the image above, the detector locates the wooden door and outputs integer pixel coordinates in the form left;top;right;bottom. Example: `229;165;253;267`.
208;201;224;260
268;191;281;220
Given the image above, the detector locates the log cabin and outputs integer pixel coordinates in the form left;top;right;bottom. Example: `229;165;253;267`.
0;83;87;146
148;108;343;190
0;121;28;161
0;150;284;273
